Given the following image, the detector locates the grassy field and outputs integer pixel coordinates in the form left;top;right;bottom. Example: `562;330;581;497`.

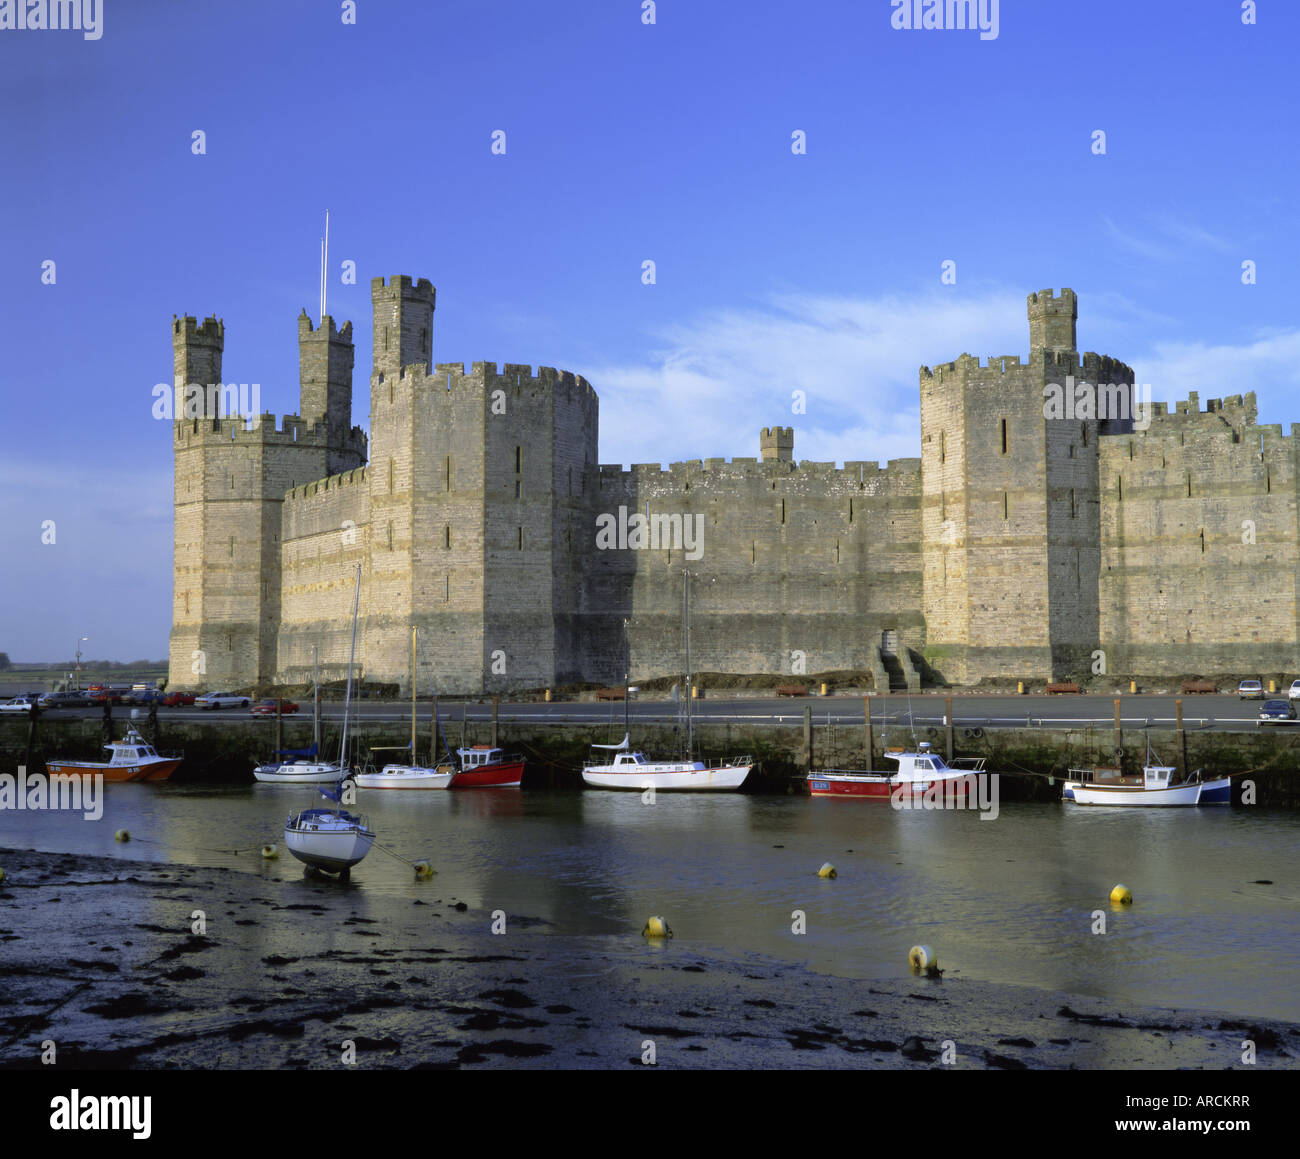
0;664;168;694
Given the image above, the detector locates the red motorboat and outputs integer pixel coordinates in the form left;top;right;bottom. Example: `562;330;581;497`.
807;743;983;801
449;745;525;789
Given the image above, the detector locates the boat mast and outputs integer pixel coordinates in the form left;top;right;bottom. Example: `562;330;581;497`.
339;563;361;773
684;568;693;758
312;645;319;753
410;625;417;766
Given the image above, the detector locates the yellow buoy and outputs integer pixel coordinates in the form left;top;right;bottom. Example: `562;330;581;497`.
642;915;672;938
1110;883;1133;904
909;945;937;972
413;860;435;879
114;829;130;843
0;867;6;884
261;844;279;860
818;862;837;879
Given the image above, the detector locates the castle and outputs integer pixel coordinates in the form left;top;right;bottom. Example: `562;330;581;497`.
170;277;1297;694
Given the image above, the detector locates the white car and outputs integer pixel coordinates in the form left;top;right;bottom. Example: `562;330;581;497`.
195;692;251;710
0;697;40;713
1238;680;1264;700
1288;680;1300;701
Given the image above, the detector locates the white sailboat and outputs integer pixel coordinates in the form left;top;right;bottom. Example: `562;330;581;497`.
355;627;455;790
284;564;375;873
582;571;753;792
254;648;343;783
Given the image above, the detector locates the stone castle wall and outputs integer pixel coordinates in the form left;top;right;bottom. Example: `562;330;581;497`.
170;280;1300;694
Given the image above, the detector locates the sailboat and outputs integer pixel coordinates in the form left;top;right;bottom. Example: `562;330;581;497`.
254;647;343;783
284;564;375;874
355;627;455;790
582;571;753;791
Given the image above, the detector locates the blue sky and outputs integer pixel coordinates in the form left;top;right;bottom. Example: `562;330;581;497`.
1;0;1296;661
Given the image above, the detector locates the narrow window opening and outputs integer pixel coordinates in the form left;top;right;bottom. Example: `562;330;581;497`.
387;521;393;551
1187;473;1192;498
1000;418;1008;455
1200;528;1205;553
780;499;786;524
939;431;946;463
444;525;451;549
514;480;521;499
1081;423;1088;447
849;498;854;523
1070;488;1076;518
518;526;523;550
1002;491;1009;520
515;445;522;473
445;455;452;491
1117;475;1123;502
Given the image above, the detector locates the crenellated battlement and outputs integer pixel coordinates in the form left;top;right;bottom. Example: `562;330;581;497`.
404;359;597;400
285;465;369;503
920;349;1133;385
298;311;353;342
172;314;224;343
594;453;921;492
1126;391;1263;438
371;274;435;297
173;409;367;454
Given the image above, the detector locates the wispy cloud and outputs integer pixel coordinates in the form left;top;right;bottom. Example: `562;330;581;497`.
1101;213;1236;263
589;288;1030;469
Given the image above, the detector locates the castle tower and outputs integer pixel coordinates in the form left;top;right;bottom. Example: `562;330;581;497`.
298;312;357;475
371;275;435;381
760;426;794;462
172;315;224;404
920;290;1131;684
1028;288;1077;354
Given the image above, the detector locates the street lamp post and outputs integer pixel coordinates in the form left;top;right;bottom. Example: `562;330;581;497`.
74;636;88;691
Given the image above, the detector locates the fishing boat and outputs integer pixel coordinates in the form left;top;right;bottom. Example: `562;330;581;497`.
450;744;526;788
45;727;182;783
582;734;753;790
284;564;375;874
807;743;984;800
1062;754;1232;807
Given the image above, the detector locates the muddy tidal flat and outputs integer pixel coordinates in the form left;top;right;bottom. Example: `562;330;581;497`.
0;847;1295;1070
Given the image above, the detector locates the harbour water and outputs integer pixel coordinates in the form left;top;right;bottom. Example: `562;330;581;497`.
3;785;1297;1026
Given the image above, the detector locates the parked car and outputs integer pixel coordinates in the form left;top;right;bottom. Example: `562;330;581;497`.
87;687;132;705
130;689;167;706
1288;680;1300;701
250;698;299;716
1238;680;1264;700
38;691;94;708
195;692;251;710
0;697;41;713
162;691;196;707
1259;699;1296;724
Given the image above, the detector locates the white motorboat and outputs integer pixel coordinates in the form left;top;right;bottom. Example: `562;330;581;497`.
1062;760;1232;807
582;735;753;791
808;743;986;800
284;564;375;873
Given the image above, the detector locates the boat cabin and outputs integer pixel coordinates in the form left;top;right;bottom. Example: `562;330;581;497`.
106;730;160;764
457;745;504;769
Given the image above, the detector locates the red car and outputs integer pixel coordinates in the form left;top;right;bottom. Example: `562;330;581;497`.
162;691;196;707
250;698;299;716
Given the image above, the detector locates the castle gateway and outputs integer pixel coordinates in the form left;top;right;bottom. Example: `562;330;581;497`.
170;279;1296;694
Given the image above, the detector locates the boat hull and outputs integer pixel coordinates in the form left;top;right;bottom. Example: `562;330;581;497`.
253;762;345;784
449;758;525;789
284;812;375;871
807;771;978;800
45;758;181;784
582;764;752;791
1063;777;1232;806
355;764;454;790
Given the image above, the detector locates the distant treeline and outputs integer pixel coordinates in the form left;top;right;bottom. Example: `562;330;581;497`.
2;658;166;670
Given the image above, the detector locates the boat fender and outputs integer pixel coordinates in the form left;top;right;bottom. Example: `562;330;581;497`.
413;860;435;879
261;844;279;860
642;915;672;939
1109;883;1133;905
114;829;130;843
817;862;837;879
908;945;937;972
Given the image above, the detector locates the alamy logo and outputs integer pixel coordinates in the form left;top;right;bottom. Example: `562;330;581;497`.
595;505;704;560
50;1090;151;1139
0;0;103;40
0;767;103;821
891;773;999;820
1043;377;1152;430
152;382;263;423
890;0;999;41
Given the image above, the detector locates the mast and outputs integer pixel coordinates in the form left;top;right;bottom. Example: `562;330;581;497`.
339;562;361;773
684;568;692;758
410;625;417;766
312;645;319;753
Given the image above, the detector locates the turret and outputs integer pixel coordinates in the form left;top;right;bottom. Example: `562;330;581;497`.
299;311;358;474
172;315;224;413
760;426;794;463
1028;288;1077;354
371;275;435;380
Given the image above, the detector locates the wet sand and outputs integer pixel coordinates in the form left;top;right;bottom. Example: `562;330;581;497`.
1;846;1295;1070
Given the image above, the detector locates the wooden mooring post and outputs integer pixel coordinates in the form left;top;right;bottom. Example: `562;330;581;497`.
1113;698;1122;760
492;696;500;748
803;704;813;771
945;696;954;762
864;695;874;771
